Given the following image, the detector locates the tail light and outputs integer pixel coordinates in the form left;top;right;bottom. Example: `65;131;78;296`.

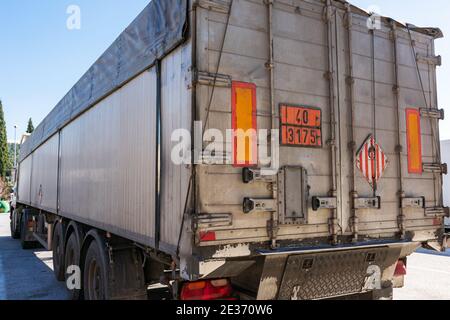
180;279;235;300
27;220;35;232
199;231;216;242
394;260;407;276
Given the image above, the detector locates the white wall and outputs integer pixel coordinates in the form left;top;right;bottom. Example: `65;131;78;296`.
441;140;450;226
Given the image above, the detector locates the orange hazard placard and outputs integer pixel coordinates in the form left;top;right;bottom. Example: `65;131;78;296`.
280;104;322;148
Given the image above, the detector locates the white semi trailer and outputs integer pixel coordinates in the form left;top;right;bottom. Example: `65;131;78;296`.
10;0;447;300
441;140;450;231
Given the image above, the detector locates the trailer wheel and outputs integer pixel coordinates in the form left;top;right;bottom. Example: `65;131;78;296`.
83;240;109;300
52;222;66;281
10;209;20;239
19;216;29;249
82;235;147;300
65;232;82;300
20;210;37;250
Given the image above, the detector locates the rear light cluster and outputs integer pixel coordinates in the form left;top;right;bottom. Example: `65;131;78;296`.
394;260;407;276
27;220;35;232
199;231;216;242
180;279;235;300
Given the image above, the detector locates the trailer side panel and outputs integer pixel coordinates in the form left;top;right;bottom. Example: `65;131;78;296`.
159;43;193;253
29;134;59;213
58;70;158;246
17;155;32;205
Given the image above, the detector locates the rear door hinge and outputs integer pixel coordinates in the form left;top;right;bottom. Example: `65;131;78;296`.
243;198;277;214
420;108;445;120
242;168;277;183
312;197;337;211
354;197;381;209
199;150;231;165
194;213;232;230
425;207;447;216
423;163;448;175
323;3;333;23
416;53;442;66
194;70;232;87
196;0;230;13
401;197;426;209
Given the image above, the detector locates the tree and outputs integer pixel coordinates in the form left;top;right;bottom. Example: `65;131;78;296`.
8;142;19;170
0;100;9;178
26;118;34;134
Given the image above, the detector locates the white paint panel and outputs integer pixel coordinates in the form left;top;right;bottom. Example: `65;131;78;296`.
442;140;450;207
30;134;59;212
442;140;450;227
17;155;32;204
59;69;157;246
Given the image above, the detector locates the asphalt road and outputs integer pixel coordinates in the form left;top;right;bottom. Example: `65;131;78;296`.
0;213;69;300
0;212;449;300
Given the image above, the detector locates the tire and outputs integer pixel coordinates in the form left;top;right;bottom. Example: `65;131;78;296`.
20;211;35;250
52;222;66;281
65;232;82;300
83;240;109;300
372;285;393;301
10;210;20;239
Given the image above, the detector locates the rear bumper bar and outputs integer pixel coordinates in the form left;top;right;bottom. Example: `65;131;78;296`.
257;242;418;300
257;240;420;256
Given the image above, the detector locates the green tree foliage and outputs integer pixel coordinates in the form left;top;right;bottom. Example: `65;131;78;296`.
0;100;9;178
26;118;34;134
8;142;19;169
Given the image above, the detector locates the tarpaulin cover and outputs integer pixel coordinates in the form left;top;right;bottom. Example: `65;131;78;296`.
20;0;188;161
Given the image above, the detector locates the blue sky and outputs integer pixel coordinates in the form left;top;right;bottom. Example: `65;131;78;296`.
1;0;449;141
0;0;149;141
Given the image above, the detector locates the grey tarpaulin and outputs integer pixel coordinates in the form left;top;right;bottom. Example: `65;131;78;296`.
20;0;188;162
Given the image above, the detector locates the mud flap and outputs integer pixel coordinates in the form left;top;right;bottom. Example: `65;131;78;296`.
256;247;401;300
256;255;287;300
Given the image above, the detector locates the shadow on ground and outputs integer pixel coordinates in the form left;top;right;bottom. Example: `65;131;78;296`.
0;214;69;300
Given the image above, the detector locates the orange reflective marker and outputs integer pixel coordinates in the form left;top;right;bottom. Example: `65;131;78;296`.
232;82;257;167
406;108;423;174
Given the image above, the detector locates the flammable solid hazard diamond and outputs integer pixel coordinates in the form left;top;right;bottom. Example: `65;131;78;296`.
356;135;389;188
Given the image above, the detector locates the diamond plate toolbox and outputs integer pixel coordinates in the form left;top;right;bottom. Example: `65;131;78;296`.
277;247;399;300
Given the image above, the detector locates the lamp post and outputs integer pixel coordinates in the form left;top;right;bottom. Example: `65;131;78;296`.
13;125;17;174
